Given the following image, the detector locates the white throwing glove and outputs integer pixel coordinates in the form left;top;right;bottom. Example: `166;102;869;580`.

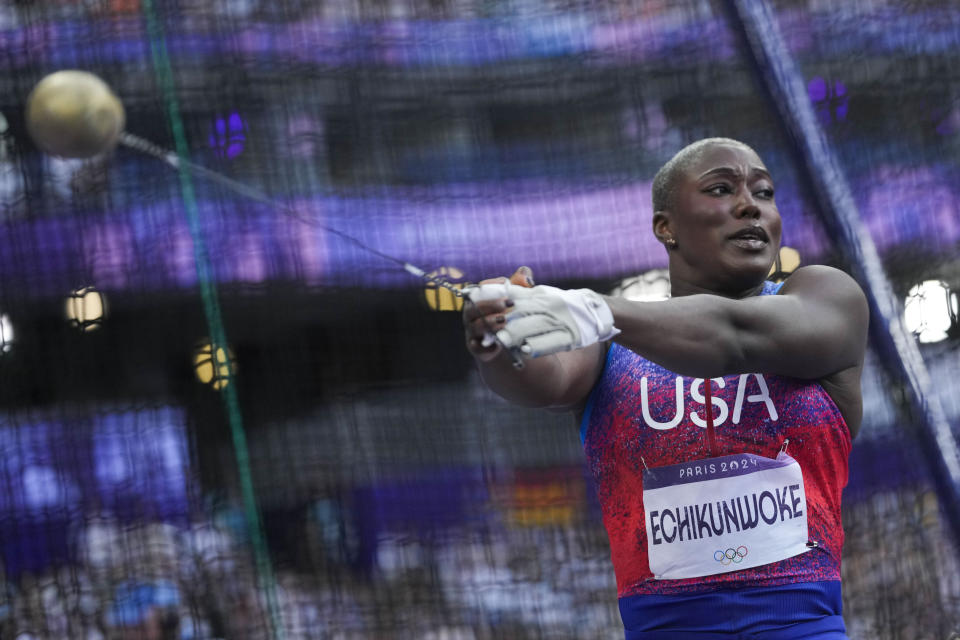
464;282;620;358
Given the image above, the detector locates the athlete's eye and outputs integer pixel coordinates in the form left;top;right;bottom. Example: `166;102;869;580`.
754;188;775;200
705;184;732;196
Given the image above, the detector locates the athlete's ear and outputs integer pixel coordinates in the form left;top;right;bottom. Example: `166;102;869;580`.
653;211;674;246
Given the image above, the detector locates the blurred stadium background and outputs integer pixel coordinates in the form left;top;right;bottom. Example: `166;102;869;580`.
0;0;959;638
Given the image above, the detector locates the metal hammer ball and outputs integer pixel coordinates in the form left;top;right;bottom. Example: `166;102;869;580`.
25;70;125;158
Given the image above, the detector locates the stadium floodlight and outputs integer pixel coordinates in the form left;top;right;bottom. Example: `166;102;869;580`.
423;266;468;312
611;269;671;302
904;280;957;344
193;340;237;390
65;286;107;332
0;313;13;353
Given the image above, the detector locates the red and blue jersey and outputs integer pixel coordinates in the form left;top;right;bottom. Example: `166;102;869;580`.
580;281;852;637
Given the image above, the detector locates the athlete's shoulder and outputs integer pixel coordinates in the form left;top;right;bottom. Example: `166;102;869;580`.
779;264;858;286
778;265;867;307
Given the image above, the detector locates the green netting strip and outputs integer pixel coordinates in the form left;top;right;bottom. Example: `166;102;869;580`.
140;2;285;638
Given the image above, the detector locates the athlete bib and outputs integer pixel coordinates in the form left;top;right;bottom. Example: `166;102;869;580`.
643;451;810;580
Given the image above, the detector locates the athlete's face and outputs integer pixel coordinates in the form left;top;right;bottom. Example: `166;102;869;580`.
656;143;782;296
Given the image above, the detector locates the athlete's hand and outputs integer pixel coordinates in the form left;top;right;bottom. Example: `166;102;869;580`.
496;285;620;358
463;266;534;362
465;267;620;361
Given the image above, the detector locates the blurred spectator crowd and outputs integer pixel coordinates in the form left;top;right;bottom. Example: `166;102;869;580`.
0;502;621;640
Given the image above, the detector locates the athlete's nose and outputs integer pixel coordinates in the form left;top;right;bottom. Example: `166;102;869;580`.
734;189;762;219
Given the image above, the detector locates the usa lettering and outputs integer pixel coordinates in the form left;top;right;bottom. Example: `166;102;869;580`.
648;483;804;545
639;374;778;431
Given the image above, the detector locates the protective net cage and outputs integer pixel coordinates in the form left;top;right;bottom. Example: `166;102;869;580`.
0;0;958;638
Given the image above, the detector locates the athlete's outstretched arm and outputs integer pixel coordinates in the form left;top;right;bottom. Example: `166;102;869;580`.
605;265;868;380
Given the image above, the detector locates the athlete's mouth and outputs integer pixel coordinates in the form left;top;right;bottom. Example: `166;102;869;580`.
728;226;769;243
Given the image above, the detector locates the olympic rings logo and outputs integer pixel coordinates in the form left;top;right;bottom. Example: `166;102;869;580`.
714;546;748;565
